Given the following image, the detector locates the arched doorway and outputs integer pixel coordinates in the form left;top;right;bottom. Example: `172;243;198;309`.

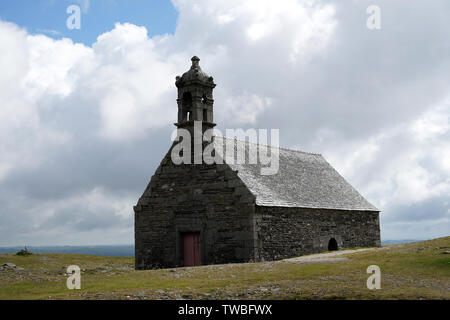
328;238;338;251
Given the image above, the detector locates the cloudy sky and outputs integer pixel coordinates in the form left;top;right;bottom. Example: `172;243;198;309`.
0;0;448;246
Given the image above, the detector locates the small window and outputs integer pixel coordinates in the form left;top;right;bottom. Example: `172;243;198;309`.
203;109;208;122
202;94;207;104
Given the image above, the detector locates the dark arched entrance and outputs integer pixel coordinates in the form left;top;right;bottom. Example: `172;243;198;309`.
328;238;338;251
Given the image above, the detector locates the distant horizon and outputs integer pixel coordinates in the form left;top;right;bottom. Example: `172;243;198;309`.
0;244;135;247
0;238;437;248
0;239;443;258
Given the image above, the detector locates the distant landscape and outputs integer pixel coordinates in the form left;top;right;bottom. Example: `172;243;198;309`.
0;240;423;257
0;245;134;257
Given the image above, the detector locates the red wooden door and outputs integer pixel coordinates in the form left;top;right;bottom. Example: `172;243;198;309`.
183;232;201;266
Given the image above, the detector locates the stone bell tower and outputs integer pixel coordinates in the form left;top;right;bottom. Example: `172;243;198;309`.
175;56;216;135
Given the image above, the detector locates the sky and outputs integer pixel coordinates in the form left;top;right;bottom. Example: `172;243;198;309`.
0;0;449;246
0;0;177;44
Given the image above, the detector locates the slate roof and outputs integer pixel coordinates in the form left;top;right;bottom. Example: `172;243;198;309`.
213;136;379;211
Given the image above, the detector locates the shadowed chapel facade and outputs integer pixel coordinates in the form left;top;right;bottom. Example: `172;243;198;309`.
134;57;381;269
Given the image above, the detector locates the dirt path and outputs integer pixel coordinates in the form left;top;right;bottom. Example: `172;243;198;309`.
282;247;381;264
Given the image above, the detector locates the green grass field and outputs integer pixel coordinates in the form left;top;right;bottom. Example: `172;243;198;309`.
0;237;449;300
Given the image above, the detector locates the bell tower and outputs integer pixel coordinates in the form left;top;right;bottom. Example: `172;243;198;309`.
175;56;216;133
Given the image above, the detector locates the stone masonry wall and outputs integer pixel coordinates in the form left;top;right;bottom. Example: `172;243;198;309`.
134;151;257;269
255;206;381;261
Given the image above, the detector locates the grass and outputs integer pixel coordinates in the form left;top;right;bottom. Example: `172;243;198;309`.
0;237;448;300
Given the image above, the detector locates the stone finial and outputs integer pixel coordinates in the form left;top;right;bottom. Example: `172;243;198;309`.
191;56;200;69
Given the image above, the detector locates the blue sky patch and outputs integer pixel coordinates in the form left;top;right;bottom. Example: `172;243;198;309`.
0;0;177;45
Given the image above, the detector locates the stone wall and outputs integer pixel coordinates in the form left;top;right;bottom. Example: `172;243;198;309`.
255;206;380;261
134;151;257;269
134;147;381;269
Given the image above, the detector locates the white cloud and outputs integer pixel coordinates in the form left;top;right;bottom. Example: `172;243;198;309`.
218;91;273;125
323;98;450;237
0;187;134;246
0;21;75;180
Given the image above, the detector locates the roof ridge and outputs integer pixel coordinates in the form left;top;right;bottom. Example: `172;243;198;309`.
214;135;322;156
